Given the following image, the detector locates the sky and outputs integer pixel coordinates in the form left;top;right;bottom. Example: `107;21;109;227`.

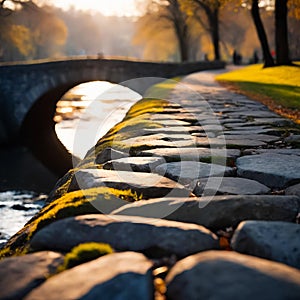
43;0;140;16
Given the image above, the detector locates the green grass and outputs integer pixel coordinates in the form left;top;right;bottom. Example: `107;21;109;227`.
216;64;300;122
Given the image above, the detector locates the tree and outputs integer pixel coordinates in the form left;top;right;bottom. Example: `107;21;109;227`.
135;0;192;62
133;14;179;61
250;0;275;67
180;0;232;61
275;0;291;65
7;24;34;57
170;0;191;61
157;0;191;61
0;0;67;61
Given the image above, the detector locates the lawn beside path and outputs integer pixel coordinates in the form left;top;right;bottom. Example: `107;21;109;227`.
216;64;300;124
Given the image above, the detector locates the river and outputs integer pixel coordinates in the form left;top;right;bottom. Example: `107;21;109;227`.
0;81;141;246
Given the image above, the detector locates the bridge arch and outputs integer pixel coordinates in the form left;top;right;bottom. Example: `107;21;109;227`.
0;58;225;175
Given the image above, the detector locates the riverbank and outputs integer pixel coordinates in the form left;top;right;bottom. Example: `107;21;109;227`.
1;71;300;299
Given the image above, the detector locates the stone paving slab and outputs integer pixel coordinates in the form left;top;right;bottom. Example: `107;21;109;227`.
231;221;300;269
221;134;280;143
25;252;154;300
142;126;204;135
193;137;266;148
193;177;270;196
138;147;240;164
224;128;284;136
166;251;300;300
154;161;233;185
228;110;282;118
0;251;63;300
285;134;300;146
150;113;199;124
237;154;300;188
103;157;166;173
69;169;192;199
30;214;219;257
112;195;300;230
225;139;266;148
95;147;129;164
245;148;300;156
286;183;300;197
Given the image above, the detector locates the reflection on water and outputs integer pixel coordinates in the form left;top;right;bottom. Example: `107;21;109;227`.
55;81;142;159
0;191;46;247
0;81;141;245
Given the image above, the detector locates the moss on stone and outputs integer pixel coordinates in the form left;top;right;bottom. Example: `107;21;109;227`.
124;98;169;119
1;187;141;258
31;187;141;236
58;242;114;271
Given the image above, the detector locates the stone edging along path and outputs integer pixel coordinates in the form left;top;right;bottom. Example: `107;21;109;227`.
1;70;300;299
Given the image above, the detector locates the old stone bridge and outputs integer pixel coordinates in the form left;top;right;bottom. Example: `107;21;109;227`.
0;57;225;175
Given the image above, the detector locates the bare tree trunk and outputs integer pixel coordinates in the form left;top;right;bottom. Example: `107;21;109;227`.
170;0;190;62
251;0;274;67
177;28;189;62
195;1;221;61
211;8;220;61
275;0;291;65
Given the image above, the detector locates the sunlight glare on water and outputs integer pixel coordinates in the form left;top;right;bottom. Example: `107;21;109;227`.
55;81;142;159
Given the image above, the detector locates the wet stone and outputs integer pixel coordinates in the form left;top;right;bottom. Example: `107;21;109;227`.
29;214;219;257
165;251;300;300
193;177;270;196
237;154;300;188
231;221;300;269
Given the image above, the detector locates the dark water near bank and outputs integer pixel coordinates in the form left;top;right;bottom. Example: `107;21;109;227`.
0;81;141;243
